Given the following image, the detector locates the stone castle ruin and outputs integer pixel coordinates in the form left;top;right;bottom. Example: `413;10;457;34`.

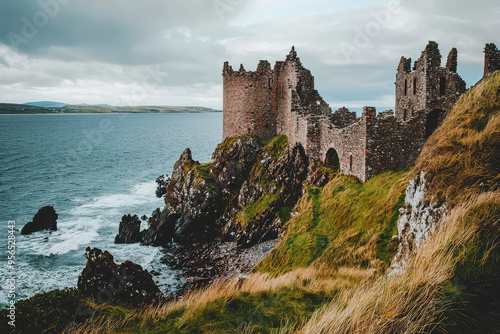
222;42;499;182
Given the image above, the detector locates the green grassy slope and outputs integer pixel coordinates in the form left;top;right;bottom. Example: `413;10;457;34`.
255;170;409;276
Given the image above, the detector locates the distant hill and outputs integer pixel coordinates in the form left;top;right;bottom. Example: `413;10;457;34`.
0;103;222;114
24;101;68;108
60;105;221;113
76;103;111;107
0;103;59;114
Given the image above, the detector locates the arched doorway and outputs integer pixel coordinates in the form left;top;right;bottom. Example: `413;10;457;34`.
325;148;340;169
425;109;446;140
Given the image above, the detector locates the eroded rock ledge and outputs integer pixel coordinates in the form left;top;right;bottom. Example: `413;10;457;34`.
389;172;448;274
142;135;309;248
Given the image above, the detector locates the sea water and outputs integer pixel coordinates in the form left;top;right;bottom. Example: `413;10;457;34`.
0;113;222;308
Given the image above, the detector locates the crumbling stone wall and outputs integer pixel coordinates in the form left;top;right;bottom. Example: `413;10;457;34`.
319;110;367;181
365;111;426;179
484;43;500;77
222;42;493;182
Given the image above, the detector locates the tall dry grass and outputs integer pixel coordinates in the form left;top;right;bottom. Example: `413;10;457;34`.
66;265;373;333
413;72;500;205
300;192;499;334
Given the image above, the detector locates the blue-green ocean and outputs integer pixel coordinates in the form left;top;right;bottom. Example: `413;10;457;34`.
0;113;222;308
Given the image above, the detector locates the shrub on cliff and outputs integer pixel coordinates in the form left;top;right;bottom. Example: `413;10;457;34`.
0;288;89;334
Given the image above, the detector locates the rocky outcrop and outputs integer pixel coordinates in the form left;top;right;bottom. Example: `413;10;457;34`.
21;205;58;235
164;239;279;289
389;172;448;274
155;174;171;198
77;247;163;306
142;135;309;248
114;214;142;244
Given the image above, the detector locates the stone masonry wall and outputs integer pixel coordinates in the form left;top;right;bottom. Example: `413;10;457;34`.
484;43;500;77
365;110;426;179
318;110;367;182
221;42;493;182
222;61;276;139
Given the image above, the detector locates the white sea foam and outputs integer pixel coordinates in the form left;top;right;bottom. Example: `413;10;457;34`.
0;113;222;308
69;181;157;214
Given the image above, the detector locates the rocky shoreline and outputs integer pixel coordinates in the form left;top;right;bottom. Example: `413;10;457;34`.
163;239;279;292
20;135;312;307
73;134;312;305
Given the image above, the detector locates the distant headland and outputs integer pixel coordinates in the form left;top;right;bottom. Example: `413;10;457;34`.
0;102;222;114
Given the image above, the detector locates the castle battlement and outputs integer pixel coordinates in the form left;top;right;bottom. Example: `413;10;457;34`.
222;42;495;182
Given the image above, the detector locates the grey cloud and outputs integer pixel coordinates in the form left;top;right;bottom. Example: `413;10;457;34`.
0;0;496;108
0;0;250;64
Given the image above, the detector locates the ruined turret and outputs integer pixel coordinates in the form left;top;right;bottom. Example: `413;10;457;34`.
395;41;466;123
446;48;458;73
484;43;500;77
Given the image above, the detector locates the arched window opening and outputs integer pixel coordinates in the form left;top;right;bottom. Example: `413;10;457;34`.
404;79;408;96
325;148;340;169
349;155;353;172
413;78;417;95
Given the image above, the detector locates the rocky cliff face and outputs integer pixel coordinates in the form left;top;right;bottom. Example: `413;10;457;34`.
142;135;309;248
389;172;448;274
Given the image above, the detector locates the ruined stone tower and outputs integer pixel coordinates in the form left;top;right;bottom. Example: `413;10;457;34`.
222;42;495;182
222;60;276;139
222;47;330;142
395;41;466;139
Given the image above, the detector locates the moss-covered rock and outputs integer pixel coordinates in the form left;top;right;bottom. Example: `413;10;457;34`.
142;135;308;248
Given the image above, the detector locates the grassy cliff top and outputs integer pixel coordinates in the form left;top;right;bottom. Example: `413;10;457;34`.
413;72;500;205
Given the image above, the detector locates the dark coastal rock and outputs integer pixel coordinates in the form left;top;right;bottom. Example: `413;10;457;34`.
114;214;142;244
155;174;171;198
21;205;58;235
211;136;261;190
167;240;279;290
142;136;309;248
77;247;163;306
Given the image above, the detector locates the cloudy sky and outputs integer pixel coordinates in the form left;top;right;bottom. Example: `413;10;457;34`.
0;0;498;110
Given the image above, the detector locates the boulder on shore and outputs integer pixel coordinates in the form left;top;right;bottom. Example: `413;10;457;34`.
114;214;142;244
21;205;58;235
77;247;163;306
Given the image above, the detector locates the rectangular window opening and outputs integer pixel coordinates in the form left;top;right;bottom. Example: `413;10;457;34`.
440;77;446;96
